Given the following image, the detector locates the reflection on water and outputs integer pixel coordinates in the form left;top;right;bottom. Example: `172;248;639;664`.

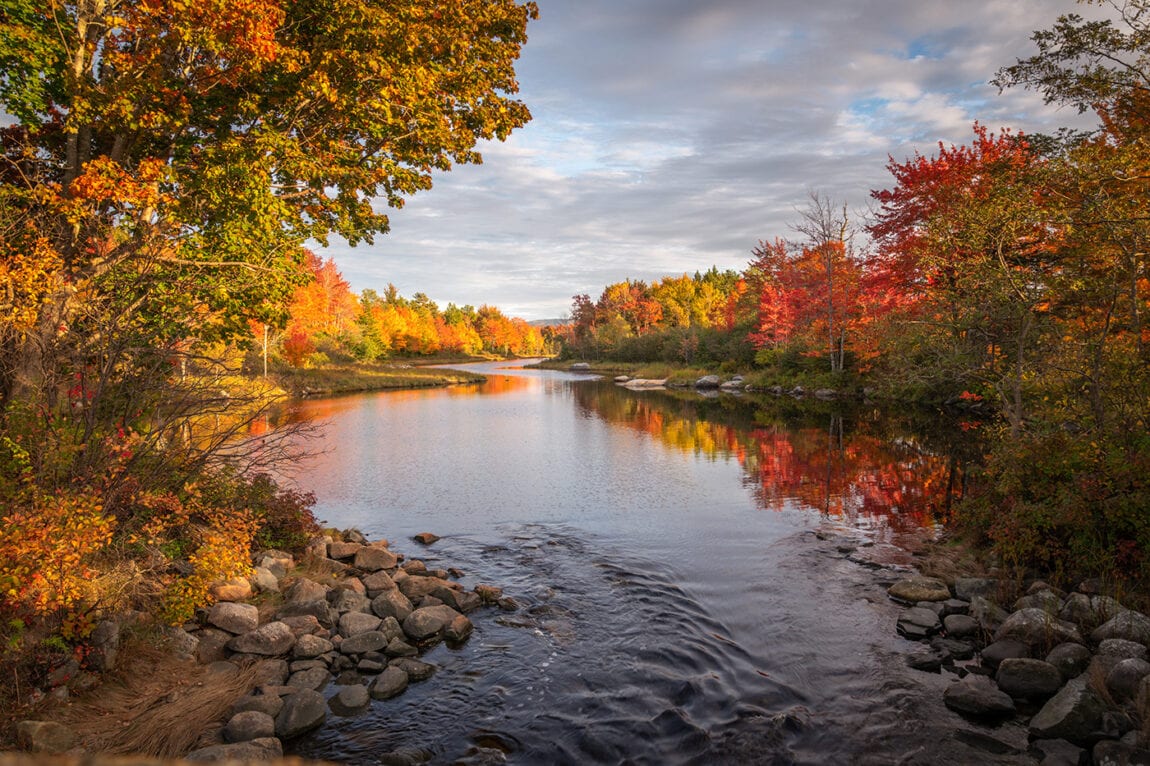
283;363;1001;765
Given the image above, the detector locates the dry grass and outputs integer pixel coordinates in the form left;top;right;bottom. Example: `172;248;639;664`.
57;643;263;758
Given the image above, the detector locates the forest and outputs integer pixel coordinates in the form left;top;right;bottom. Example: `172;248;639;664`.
0;0;1148;712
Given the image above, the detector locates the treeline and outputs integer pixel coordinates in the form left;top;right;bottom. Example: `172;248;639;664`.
269;251;551;368
563;13;1150;583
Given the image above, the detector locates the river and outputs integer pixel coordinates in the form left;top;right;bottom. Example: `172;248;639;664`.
279;360;1029;765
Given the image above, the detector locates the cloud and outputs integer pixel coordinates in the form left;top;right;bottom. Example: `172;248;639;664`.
325;0;1108;320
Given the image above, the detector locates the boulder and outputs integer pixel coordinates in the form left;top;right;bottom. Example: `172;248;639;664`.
399;575;455;602
1029;739;1085;766
195;628;233;664
475;584;503;603
570;362;591;371
888;576;951;604
995;658;1063;700
232;693;285;719
1098;638;1149;661
338;611;382;638
256;550;293;579
445;614;474;643
275;689;327;739
954;577;998;602
695;375;721;389
250;567;280;593
16;721;77;753
402;605;464;642
355;546;398;572
207;602;260;635
943;614;979;639
1046;643;1093;681
980;639;1030;670
369;666;409;699
1092;611;1150;647
896;607;942;639
292;634;334;659
339;630;389;655
372;589;414;623
1013;590;1062;613
1029;675;1107;745
329;588;372;615
1092;740;1150;766
253;659;291;687
327;541;362;560
279;615;326;637
286;666;331;692
389;657;436;681
329;684;371;716
223;710;276;743
210;577;253;602
186;738;283;761
285;578;329;604
386;637;418;658
905;648;945;673
931;637;975;661
276;600;335;628
969;596;1010;633
166;627;199;660
993;608;1084;650
452;591;483;614
942;675;1016;718
227;621;295;656
1106;658;1150;702
413;532;440;545
362;570;397;596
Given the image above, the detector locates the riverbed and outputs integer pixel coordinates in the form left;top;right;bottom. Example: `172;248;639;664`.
280;361;1029;765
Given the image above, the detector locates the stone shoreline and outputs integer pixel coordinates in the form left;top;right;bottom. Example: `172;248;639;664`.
14;529;512;763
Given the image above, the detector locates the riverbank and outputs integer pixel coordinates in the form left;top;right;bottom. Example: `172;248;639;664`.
268;359;489;398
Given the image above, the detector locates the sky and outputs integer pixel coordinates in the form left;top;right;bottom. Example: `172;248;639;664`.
323;0;1108;322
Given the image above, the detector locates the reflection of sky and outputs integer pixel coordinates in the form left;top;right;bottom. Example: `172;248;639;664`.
322;0;1108;321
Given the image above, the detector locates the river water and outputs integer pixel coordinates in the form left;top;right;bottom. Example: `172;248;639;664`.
280;361;1030;765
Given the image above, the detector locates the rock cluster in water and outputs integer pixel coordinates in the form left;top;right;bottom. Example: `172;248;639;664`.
891;573;1150;763
16;530;511;761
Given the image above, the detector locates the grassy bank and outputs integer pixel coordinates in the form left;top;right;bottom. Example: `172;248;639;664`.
269;360;486;397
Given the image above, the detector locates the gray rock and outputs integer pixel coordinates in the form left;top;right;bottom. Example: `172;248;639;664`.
362;570;397;596
1092;740;1150;766
340;630;389;655
1092;611;1150;647
275;689;327;739
329;588;372;615
931;637;975;661
1029;738;1085;766
399;575;454;602
970;596;1010;633
329;684;371;716
906;648;945;672
955;577;999;602
386;637;418;658
372;589;414;622
224;710;276;743
994;608;1084;650
166;626;199;659
251;566;280;593
88;619;121;671
451;590;483;614
327;541;362;560
1107;658;1150;702
1046;643;1093;681
939;599;970;617
292;633;334;659
285;577;330;604
1014;590;1063;614
1099;638;1149;661
279;615;326;637
942;674;1016;718
16;721;77;753
995;658;1064;700
403;605;464;642
227;621;296;656
289;659;327;672
276;599;335;628
944;614;979;639
186;738;283;761
207;601;260;635
896;607;942;639
232;693;285;719
981;639;1030;669
695;375;721;388
888;576;951;604
380;616;404;642
256;549;293;578
339;611;382;637
355;545;399;572
389;657;436;681
1029;675;1107;745
369;666;409;699
286;666;331;692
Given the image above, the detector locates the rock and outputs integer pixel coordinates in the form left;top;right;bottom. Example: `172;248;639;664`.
475;584;503;603
276;600;335;629
994;608;1084;650
232;692;285;719
944;614;979;639
570;362;591;371
379;616;404;642
931;637;975;661
275;689;327;739
399;575;456;602
227;622;296;656
1014;590;1062;614
166;626;199;660
969;596;1010;633
695;374;721;389
224;710;276;743
16;721;77;753
888;576;951;604
186;738;283;761
280;615;326;637
955;577;999;602
896;607;942;639
327;541;362;560
445;613;474;643
413;532;441;545
372;589;414;622
330;588;372;615
939;599;970;618
1029;675;1107;745
813;388;836;399
402;559;427;575
1099;638;1149;661
355;546;399;572
256;549;294;578
995;658;1063;700
1027;581;1066;599
292;634;334;659
339;611;382;637
1092;611;1150;647
981;639;1030;669
339;630;389;655
403;605;464;642
286;666;331;692
250;566;280;593
386;637;418;658
285;577;329;604
942;674;1016;718
906;648;945;672
207;602;260;635
452;590;483;614
1046;643;1093;681
1106;658;1150;702
195;627;233;664
1029;738;1085;766
330;684;371;716
369;666;409;699
389;657;436;681
362;570;397;596
1093;740;1150;766
210;577;253;602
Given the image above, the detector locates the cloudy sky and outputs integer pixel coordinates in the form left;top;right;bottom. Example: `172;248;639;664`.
323;0;1106;321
